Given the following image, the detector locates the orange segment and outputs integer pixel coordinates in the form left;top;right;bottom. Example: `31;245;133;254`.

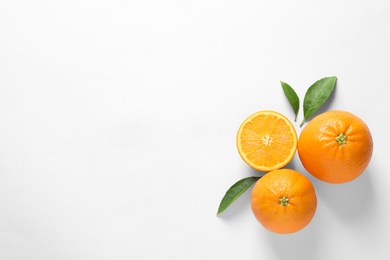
236;110;297;171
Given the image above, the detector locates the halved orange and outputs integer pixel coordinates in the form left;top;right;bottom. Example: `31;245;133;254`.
236;110;298;172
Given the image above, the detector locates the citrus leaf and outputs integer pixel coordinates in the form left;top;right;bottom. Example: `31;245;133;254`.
217;176;261;215
301;76;337;127
280;81;300;122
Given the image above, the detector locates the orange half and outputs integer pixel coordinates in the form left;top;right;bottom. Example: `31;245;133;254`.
236;110;297;172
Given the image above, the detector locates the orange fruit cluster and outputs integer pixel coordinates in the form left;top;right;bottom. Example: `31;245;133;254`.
236;109;373;234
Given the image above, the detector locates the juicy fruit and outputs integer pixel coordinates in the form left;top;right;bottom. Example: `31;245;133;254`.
236;110;297;172
251;169;317;234
298;110;373;184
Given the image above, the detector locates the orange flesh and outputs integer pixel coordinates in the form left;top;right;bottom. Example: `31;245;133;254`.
237;111;297;172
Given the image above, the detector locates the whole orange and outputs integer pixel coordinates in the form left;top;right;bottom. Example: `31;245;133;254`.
251;169;317;234
298;110;373;184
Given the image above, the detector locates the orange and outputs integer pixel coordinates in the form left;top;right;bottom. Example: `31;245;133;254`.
236;110;297;172
251;169;317;234
298;110;373;184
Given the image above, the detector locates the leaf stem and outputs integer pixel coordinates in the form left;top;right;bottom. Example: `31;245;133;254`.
300;119;305;127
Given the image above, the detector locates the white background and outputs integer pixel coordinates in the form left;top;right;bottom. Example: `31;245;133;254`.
1;0;390;259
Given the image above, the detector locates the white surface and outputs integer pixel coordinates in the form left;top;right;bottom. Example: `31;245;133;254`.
1;0;390;259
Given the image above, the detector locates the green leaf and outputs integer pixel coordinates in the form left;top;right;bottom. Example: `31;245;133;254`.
301;76;337;127
280;81;300;122
217;176;261;215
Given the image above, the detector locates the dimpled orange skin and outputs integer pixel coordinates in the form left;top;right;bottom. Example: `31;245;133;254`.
298;110;373;184
251;169;317;234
